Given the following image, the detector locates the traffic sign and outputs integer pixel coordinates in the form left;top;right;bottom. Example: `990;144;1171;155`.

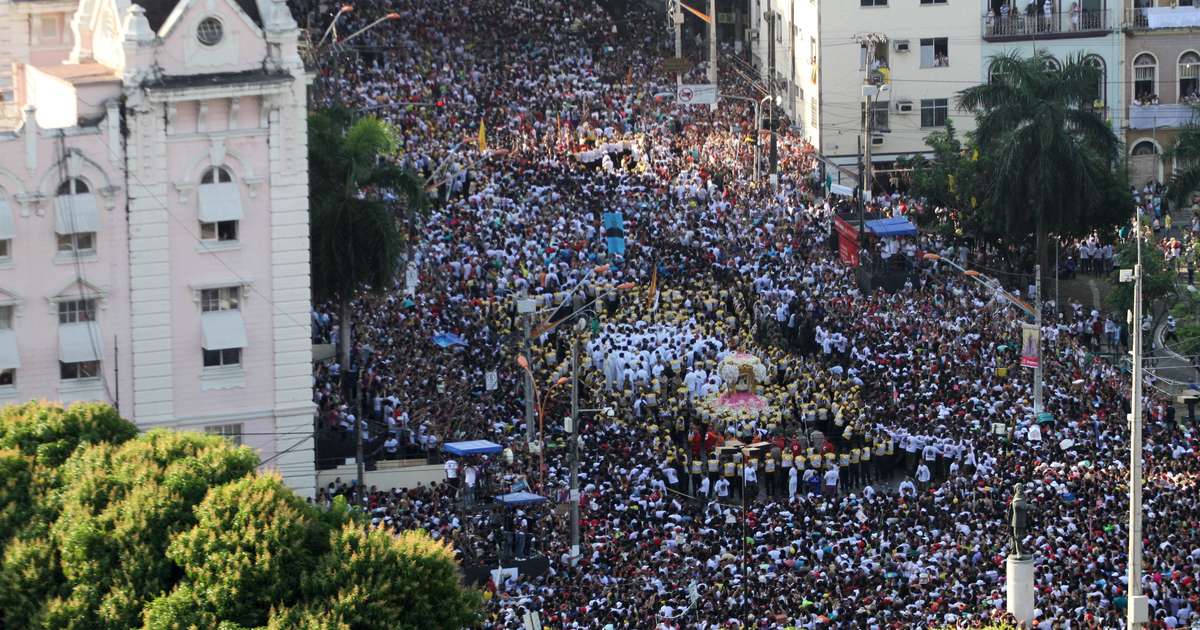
663;57;691;74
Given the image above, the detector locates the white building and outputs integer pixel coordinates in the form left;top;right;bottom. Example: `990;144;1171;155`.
750;0;983;187
0;0;315;496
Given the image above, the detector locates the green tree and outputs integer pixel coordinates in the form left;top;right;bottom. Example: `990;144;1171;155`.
1106;240;1178;316
896;121;990;234
0;401;481;630
1166;104;1200;211
958;51;1130;269
309;108;427;367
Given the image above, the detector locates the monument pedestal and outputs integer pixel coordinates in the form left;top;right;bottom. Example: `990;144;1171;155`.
1006;554;1035;628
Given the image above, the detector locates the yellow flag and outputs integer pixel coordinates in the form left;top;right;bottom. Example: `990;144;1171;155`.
477;120;487;153
947;174;957;193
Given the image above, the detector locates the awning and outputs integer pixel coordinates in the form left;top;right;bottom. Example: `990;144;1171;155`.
495;492;548;506
201;310;247;350
54;194;100;234
197;182;243;223
58;322;101;363
0;330;19;369
0;200;14;240
865;216;918;238
442;440;503;456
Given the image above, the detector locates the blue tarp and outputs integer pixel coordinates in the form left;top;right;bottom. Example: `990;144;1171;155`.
495;491;548;506
432;332;468;348
864;217;918;238
442;440;502;456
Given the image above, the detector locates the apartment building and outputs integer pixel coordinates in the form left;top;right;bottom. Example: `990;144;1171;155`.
1122;0;1200;186
0;0;315;496
748;0;1128;188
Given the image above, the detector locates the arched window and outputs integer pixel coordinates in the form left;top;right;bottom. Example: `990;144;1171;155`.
200;166;233;184
198;166;241;243
54;178;97;255
1179;51;1200;102
56;178;89;195
1133;53;1157;103
1131;140;1158;156
1083;55;1105;108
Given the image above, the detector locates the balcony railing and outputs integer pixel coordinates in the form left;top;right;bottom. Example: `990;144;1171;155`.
982;10;1109;41
1124;6;1200;30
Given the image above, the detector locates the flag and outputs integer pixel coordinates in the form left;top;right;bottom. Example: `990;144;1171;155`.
646;263;659;311
891;382;899;404
477;120;487;153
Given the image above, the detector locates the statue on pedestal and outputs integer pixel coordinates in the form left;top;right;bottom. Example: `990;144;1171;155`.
1009;484;1031;558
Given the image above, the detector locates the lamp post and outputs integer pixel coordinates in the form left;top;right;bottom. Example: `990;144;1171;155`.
1127;216;1148;629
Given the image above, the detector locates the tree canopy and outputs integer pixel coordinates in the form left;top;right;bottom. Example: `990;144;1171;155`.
1166;104;1200;211
949;52;1130;266
0;401;480;630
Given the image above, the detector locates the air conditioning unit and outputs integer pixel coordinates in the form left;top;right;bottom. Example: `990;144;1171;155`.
893;39;911;53
871;135;885;146
896;100;914;113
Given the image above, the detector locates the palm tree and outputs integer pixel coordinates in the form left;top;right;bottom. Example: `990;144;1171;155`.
1166;104;1200;212
309;108;428;368
958;51;1129;271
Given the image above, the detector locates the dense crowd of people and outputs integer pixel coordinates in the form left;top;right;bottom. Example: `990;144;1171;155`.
295;0;1200;627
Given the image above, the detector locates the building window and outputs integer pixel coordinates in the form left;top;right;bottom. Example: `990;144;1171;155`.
60;360;99;380
56;232;95;255
1083;55;1106;109
921;98;949;127
201;167;233;184
1134;53;1157;103
1179;51;1200;102
920;38;949;68
200;286;241;312
57;178;89;195
0;305;12;330
0;239;10;262
199;220;239;242
1131;140;1158;156
920;0;947;3
860;0;887;5
58;299;96;324
862;101;889;130
203;347;241;368
205;423;244;445
196;17;224;46
0;369;14;387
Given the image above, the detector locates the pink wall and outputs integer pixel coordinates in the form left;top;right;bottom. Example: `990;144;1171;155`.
0;129;133;409
165;129;274;415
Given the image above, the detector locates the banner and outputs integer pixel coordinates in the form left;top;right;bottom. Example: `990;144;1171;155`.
677;84;718;106
603;212;625;255
833;215;859;268
1020;323;1040;368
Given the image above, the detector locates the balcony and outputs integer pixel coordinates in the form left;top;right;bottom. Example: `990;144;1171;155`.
982;10;1110;42
1124;6;1200;30
1129;103;1196;130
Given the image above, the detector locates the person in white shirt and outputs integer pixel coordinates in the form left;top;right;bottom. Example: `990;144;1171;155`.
915;463;931;492
788;466;798;499
822;466;839;498
898;477;917;498
714;477;730;500
464;464;478;504
444;458;460;492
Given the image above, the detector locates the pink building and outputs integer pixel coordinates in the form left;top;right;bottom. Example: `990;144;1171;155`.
0;0;314;495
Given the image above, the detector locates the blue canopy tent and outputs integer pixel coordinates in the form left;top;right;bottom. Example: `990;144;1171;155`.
495;491;548;506
864;216;918;238
442;440;502;456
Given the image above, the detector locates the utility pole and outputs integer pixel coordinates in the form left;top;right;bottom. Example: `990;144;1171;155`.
854;32;886;260
522;310;535;445
767;1;778;189
569;329;582;564
1128;221;1148;629
672;0;683;89
1033;264;1043;413
708;0;718;86
354;368;365;497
